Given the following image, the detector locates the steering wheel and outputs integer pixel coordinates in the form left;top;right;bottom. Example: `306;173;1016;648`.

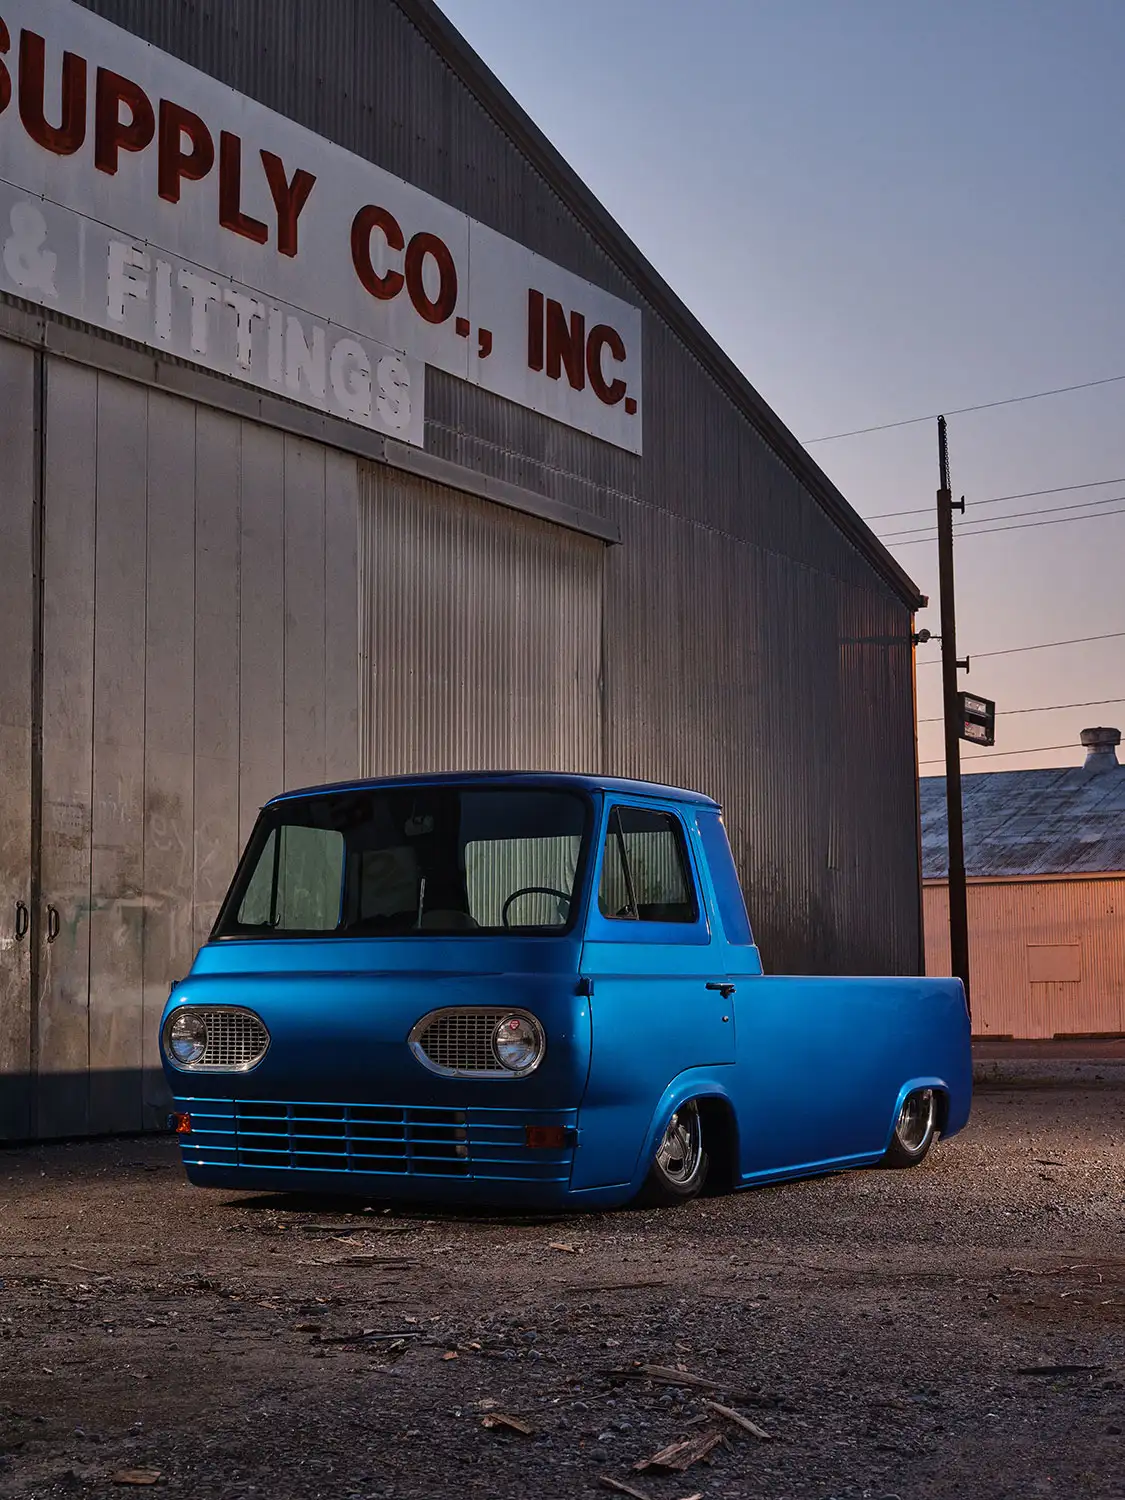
501;886;572;928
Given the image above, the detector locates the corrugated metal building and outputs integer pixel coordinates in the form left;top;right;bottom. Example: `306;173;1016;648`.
1;0;925;1141
922;729;1125;1038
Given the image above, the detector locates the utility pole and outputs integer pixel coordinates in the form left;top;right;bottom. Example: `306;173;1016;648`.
936;416;971;1010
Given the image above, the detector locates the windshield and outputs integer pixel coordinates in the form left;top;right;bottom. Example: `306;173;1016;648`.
213;786;590;939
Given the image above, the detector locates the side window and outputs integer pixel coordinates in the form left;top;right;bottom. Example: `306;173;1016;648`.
238;825;344;932
598;806;697;923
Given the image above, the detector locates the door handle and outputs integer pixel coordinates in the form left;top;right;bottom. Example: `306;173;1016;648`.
46;905;61;944
14;901;29;941
706;981;736;999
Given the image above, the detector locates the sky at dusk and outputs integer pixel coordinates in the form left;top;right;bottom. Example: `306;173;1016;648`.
440;0;1125;775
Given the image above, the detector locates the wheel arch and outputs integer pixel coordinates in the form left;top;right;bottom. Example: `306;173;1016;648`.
886;1076;949;1152
634;1070;741;1196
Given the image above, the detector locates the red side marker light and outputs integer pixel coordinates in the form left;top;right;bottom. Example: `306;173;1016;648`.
169;1112;192;1135
525;1126;574;1150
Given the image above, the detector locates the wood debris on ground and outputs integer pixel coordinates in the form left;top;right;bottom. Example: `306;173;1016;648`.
481;1412;534;1435
601;1478;702;1500
607;1362;760;1401
702;1398;772;1440
599;1476;653;1500
634;1429;725;1472
109;1472;162;1487
548;1241;579;1253
314;1329;423;1345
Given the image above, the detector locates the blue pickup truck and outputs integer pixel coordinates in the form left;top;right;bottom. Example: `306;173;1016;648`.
161;772;971;1209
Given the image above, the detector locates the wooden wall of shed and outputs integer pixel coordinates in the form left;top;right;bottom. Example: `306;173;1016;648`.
924;877;1125;1038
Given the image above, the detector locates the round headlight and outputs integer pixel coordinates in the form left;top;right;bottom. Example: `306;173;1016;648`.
492;1013;545;1075
168;1011;208;1066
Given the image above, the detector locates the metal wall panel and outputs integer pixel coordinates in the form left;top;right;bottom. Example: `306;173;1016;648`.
192;409;243;952
23;363;363;1139
88;375;148;1132
924;878;1125;1038
141;391;197;1127
283;438;329;791
0;338;37;1138
75;0;922;977
237;425;286;846
359;467;603;777
38;359;98;1137
325;451;362;785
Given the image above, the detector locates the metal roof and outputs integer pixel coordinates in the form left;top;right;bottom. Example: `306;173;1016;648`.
920;764;1125;878
395;0;925;613
271;771;722;809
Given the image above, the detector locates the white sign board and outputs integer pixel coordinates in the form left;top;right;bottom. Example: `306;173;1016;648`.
0;0;643;452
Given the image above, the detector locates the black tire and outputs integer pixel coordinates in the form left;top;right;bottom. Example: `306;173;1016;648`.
634;1099;709;1206
881;1088;939;1169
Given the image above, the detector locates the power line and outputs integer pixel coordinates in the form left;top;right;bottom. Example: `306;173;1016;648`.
917;629;1125;665
920;741;1079;766
865;474;1125;523
919;696;1125;723
802;373;1125;445
887;503;1125;548
879;490;1125;541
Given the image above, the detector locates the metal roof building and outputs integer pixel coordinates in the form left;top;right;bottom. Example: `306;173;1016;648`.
922;729;1125;1038
2;0;926;1139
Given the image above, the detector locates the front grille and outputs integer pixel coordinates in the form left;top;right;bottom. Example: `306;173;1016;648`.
414;1010;506;1074
167;1008;270;1071
235;1101;469;1174
202;1011;269;1069
176;1099;577;1185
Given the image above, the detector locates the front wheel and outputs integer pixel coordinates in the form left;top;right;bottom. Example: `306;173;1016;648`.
881;1088;939;1168
635;1100;709;1206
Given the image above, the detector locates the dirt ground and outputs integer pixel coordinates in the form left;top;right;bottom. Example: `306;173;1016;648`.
1;1087;1123;1500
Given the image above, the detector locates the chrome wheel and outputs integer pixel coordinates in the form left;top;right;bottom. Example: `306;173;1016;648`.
655;1102;703;1185
895;1088;937;1153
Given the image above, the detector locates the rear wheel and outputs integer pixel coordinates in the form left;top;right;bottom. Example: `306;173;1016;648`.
881;1088;939;1168
635;1100;709;1206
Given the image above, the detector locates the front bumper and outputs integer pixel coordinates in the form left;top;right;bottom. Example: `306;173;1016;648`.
172;1095;581;1204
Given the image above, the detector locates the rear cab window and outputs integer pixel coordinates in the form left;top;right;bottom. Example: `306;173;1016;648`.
695;810;754;946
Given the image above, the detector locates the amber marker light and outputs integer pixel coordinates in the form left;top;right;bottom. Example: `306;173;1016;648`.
525;1126;574;1149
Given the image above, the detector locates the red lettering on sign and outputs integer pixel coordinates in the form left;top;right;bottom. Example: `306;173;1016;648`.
261;152;316;259
545;299;585;391
219;131;268;245
19;30;86;156
94;67;155;175
0;21;12;115
527;288;544;372
586;324;627;406
405;232;457;325
351;205;405;301
158;99;214;203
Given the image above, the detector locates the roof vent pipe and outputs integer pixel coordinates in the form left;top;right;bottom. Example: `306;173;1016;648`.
1080;726;1121;771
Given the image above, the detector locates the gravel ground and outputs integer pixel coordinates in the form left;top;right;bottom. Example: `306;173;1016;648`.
1;1086;1123;1500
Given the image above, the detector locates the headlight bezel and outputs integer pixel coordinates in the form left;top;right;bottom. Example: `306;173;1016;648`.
167;1010;208;1067
492;1012;546;1075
